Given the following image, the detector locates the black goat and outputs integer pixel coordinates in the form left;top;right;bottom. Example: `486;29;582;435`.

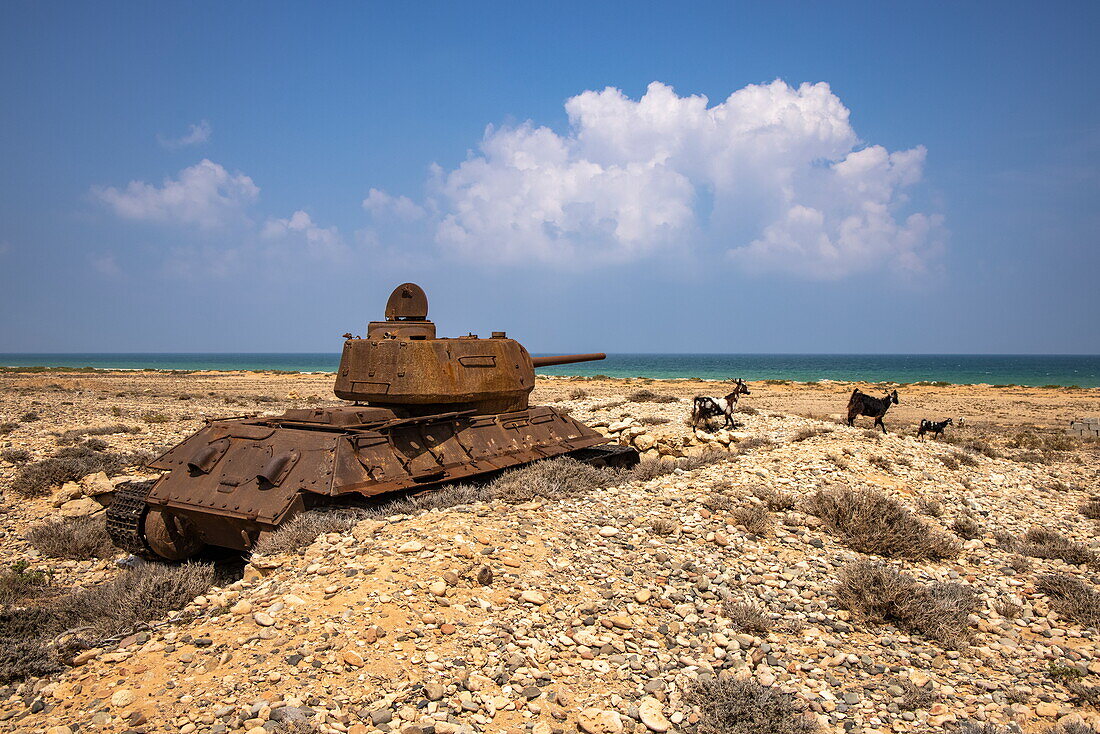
846;389;899;433
918;418;952;439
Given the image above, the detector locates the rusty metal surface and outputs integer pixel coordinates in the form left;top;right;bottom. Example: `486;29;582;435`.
136;283;621;557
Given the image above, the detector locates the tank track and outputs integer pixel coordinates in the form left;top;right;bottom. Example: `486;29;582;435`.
106;480;155;557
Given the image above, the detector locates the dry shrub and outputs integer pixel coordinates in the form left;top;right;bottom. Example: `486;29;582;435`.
490;457;610;502
649;518;678;536
739;405;759;416
0;562;51;605
951;513;983;540
723;599;771;634
897;678;935;710
253;509;367;555
792;427;827;442
953;451;979;467
993;598;1022;619
628;389;679;403
917;496;944;517
1080;499;1100;520
1009;554;1033;573
825;453;849;470
835;560;977;646
1017;528;1098;568
939;454;959;470
685;677;817;734
730;504;772;535
594;399;627;411
55;424;140;445
753;485;796;511
703;488;734;512
0;422;18;435
1036;574;1100;628
638;415;671;426
734;436;775;454
678;448;732;471
0;448;31;464
805;487;960;560
10;440;153;497
629;457;677;482
0;563;214;682
962;438;1000;458
567;388;588;400
868;455;892;471
26;517;115;560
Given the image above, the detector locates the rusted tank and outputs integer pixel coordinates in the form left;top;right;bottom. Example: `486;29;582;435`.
108;283;636;560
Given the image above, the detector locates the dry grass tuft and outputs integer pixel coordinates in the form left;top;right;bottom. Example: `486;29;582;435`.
734;436;776;454
752;485;796;512
917;496;944;517
678;448;732;471
25;517;115;560
0;448;31;464
638;415;671;426
723;599;771;634
627;388;679;403
1080;499;1100;520
567;388;588;400
835;560;977;646
1016;528;1098;568
730;504;772;535
10;440;153;497
1036;574;1100;628
792;427;827;442
685;677;817;734
805;487;961;560
0;562;214;682
868;455;892;471
951;513;983;540
491;457;610;502
253;509;367;555
649;518;678;536
55;424;140;445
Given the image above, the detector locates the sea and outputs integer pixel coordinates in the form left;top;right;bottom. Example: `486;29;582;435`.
1;353;1098;387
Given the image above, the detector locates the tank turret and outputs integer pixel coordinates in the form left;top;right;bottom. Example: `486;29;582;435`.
334;283;604;413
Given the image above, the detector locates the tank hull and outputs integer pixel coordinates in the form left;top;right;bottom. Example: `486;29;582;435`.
110;405;623;558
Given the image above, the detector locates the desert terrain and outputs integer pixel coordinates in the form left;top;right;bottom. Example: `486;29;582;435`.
0;369;1098;734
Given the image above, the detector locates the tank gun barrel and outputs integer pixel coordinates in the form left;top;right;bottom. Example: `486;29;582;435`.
531;353;606;368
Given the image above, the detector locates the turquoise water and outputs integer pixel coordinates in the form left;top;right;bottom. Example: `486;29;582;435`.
1;353;1098;387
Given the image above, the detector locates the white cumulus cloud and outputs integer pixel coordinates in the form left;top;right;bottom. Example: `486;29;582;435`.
93;159;259;229
363;188;426;221
369;80;943;277
158;119;212;148
263;210;346;259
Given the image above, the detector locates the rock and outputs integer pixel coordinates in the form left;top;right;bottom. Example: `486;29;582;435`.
578;708;623;733
429;580;448;597
398;541;424;553
521;590;547;605
634;589;652;603
638;697;671;732
110;689;136;708
82;471;115;496
476;565;493;586
253;612;275;627
46;727;74;734
342;649;365;667
634;434;657;451
231;600;253;615
58;497;102;517
598;526;619;537
1036;702;1060;717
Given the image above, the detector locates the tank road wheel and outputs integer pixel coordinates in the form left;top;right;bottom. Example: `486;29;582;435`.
143;508;206;562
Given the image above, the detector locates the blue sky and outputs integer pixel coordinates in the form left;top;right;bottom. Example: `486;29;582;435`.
1;1;1097;354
